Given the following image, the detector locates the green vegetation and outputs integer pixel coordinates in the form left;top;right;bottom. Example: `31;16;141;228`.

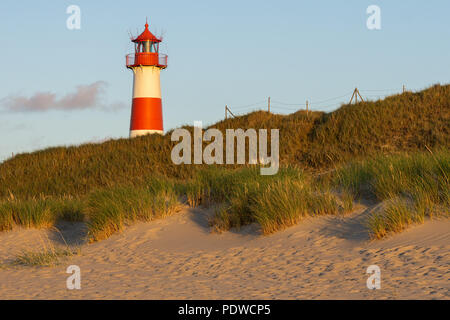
1;84;448;199
0;197;84;231
249;180;345;234
332;149;449;238
201;166;308;232
0;84;448;241
86;183;180;242
9;230;81;267
12;247;80;267
368;198;424;239
196;167;350;234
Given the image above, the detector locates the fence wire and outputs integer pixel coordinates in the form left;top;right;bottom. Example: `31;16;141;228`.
225;86;410;116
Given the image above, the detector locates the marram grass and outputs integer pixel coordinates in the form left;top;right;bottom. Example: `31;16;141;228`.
0;85;449;240
86;184;181;242
10;230;81;267
0;150;448;241
0;84;448;199
12;247;80;267
333;149;449;238
0;149;449;241
0;197;85;231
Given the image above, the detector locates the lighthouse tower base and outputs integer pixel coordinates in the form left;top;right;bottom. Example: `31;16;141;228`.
130;129;164;138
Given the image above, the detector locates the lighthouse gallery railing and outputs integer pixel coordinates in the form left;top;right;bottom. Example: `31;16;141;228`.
126;53;167;68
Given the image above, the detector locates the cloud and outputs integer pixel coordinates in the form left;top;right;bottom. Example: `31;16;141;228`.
0;81;126;112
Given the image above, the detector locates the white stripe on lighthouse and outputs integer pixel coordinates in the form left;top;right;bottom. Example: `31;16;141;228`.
132;66;161;99
130;129;163;138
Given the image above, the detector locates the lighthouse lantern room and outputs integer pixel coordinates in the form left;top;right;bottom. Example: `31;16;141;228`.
126;20;167;138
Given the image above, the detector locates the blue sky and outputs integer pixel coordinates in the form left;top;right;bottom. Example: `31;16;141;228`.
0;0;449;161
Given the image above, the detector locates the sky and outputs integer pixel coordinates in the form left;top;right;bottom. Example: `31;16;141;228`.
0;0;449;161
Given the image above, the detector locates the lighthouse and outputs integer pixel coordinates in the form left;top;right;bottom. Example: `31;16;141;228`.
126;20;167;138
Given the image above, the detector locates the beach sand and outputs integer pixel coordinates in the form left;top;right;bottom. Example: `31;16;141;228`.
0;203;448;299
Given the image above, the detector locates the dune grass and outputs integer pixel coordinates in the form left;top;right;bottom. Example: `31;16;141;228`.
309;84;450;167
1;84;448;200
202;166;306;232
0;85;449;241
12;247;80;267
367;198;424;239
0;150;448;241
332;149;449;238
10;230;81;267
86;182;181;242
201;166;354;234
249;180;345;234
0;197;85;231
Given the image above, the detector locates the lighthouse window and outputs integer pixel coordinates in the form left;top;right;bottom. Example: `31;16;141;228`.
143;41;151;52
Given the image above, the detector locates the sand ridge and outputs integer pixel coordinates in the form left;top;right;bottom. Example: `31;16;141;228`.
0;204;448;299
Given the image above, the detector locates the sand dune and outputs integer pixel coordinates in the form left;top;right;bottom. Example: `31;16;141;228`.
0;203;448;299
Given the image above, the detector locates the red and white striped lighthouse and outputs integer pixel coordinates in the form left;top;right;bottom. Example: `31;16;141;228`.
126;20;167;138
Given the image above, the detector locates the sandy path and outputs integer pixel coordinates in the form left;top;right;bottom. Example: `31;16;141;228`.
0;204;449;299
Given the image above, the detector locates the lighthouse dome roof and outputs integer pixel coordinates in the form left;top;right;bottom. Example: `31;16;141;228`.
132;22;161;43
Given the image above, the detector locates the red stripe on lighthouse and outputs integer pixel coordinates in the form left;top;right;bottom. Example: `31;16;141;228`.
130;97;163;131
